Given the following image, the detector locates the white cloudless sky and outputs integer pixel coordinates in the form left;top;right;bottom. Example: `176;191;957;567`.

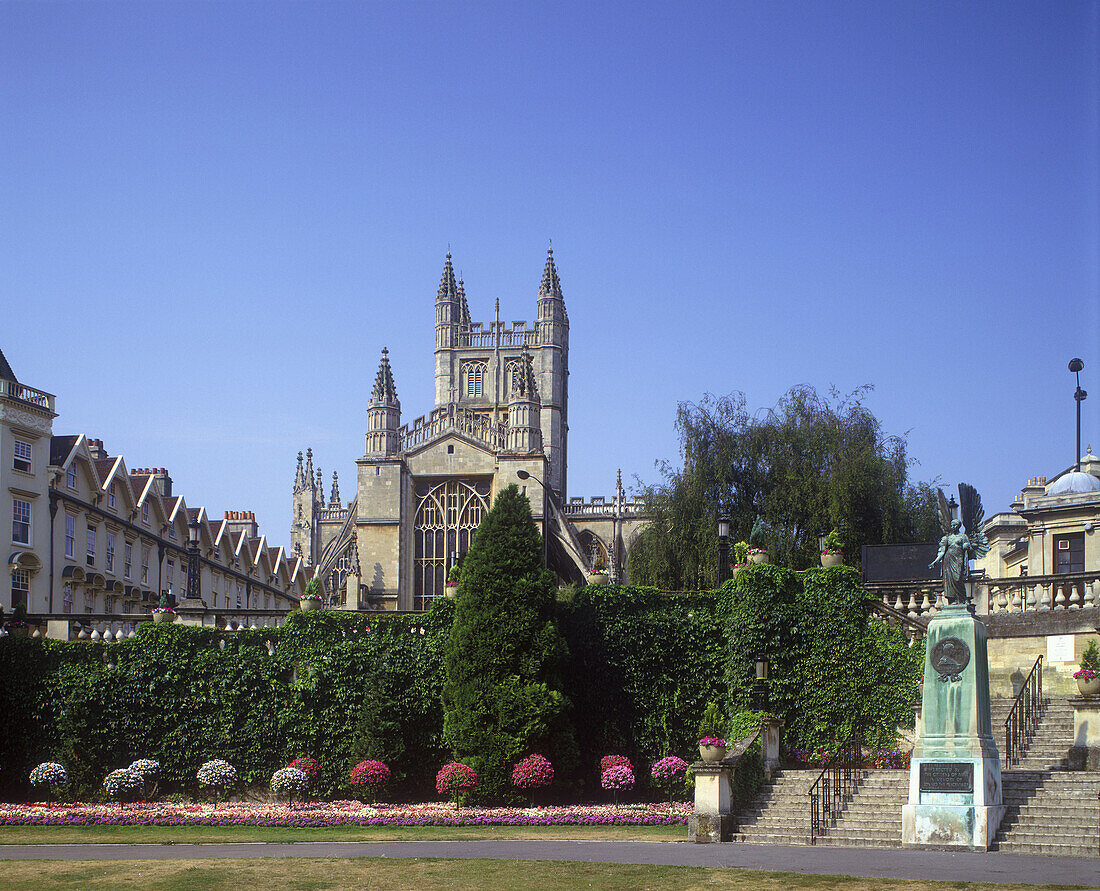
3;1;1097;549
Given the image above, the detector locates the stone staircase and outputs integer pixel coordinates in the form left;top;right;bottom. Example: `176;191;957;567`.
731;769;907;847
731;698;1098;855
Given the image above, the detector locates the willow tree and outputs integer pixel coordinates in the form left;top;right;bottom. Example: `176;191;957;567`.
629;385;940;587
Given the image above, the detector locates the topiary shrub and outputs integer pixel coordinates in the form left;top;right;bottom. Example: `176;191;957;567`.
441;484;577;802
436;761;477;809
349;759;391;803
271;766;310;807
29;762;68;805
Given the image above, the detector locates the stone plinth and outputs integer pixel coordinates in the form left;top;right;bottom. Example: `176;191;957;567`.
689;761;733;843
761;718;781;779
902;604;1005;851
1068;695;1100;770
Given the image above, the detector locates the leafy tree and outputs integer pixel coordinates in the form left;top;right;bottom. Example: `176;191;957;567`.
441;484;577;801
629;385;940;587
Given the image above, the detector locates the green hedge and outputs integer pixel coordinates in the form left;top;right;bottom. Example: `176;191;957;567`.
0;570;918;802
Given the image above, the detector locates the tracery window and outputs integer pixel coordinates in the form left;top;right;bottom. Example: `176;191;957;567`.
413;478;490;611
461;361;487;399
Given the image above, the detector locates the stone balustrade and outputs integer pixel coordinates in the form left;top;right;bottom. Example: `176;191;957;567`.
1;378;55;411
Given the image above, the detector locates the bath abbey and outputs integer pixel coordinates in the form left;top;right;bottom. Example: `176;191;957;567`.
291;249;648;611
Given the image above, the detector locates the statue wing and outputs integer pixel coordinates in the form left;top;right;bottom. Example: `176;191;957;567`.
958;482;989;559
936;488;952;535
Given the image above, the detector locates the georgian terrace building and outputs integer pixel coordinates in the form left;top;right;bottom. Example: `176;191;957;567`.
2;347;306;625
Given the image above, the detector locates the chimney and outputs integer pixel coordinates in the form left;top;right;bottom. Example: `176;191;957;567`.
87;438;108;460
224;510;259;539
151;468;172;497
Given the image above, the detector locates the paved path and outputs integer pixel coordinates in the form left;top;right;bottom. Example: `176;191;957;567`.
1;840;1097;886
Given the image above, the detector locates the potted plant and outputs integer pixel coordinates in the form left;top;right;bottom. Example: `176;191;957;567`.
587;552;609;586
732;540;749;576
748;516;769;564
4;602;30;637
300;577;324;611
820;528;844;567
445;563;460;596
151;591;175;623
697;701;729;762
1075;640;1100;696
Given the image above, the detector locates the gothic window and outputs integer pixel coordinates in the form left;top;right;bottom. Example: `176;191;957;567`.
413;478;490;611
505;359;523;395
462;361;487;399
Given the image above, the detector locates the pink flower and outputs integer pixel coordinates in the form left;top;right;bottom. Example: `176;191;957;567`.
435;762;477;798
600;764;634;792
512;754;554;790
599;754;632;773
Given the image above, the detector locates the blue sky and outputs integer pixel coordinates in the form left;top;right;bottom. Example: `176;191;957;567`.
3;1;1097;549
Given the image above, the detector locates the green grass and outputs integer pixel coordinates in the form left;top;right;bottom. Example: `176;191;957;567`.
0;823;683;845
0;858;1087;891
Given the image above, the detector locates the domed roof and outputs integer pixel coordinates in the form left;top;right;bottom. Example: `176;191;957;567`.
1046;471;1100;496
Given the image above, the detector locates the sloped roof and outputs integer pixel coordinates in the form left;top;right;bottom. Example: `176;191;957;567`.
0;347;16;384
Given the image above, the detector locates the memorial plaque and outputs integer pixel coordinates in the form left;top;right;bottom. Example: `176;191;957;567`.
930;637;970;682
919;762;973;793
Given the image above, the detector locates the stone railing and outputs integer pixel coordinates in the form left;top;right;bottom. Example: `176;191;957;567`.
980;571;1099;614
562;497;647;517
399;403;504;452
458;324;541;349
864;571;1100;623
1;379;55;412
317;508;349;522
15;609;296;642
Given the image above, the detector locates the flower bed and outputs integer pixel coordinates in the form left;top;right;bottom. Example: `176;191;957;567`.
0;800;691;827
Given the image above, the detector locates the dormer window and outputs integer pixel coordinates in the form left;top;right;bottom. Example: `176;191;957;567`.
108;483;116;509
142;502;149;524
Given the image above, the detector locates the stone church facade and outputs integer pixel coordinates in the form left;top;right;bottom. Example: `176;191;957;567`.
292;249;648;611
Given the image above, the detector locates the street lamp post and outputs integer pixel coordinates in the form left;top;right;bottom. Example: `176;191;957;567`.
1070;358;1086;472
716;515;731;587
186;517;202;605
515;469;550;573
752;653;770;711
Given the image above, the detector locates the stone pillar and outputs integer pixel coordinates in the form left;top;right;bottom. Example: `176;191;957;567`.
1068;696;1100;770
175;599;213;627
902;604;1005;850
762;718;782;779
689;762;734;843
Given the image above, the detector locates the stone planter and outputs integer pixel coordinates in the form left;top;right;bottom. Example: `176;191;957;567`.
749;552;769;565
587;572;609;587
820;552;843;568
733;564;747;577
300;598;322;612
1076;674;1100;696
698;744;728;764
151;610;175;624
444;583;459;598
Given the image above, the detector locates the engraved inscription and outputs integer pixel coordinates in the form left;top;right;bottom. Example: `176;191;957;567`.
931;636;970;682
919;762;974;793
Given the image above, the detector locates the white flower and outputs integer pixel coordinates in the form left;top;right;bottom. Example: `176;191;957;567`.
197;759;238;788
128;759;160;780
271;766;310;796
104;768;144;799
30;762;68;788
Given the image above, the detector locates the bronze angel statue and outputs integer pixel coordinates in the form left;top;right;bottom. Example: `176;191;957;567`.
929;483;989;604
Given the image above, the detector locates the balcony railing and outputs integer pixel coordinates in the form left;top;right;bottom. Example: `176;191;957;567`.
1;379;55;412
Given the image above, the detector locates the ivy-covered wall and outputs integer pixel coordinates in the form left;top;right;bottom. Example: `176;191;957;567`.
0;569;919;802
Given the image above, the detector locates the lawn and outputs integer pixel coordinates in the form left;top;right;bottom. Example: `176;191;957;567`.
0;857;1086;891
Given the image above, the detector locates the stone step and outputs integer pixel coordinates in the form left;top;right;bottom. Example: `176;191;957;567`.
995;840;1100;858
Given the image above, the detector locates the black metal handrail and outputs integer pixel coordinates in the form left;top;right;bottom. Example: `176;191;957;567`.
1004;654;1044;767
808;726;863;845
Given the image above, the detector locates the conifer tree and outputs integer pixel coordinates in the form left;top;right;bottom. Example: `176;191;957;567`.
441;484;576;801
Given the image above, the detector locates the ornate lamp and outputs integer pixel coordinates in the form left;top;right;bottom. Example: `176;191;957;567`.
717;515;731;587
